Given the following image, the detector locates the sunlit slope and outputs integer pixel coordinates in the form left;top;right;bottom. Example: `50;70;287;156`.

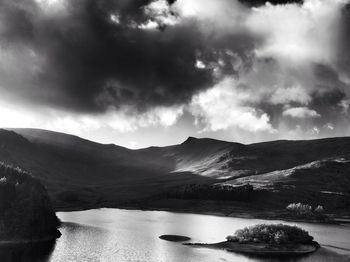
229;158;350;192
138;136;350;180
135;137;246;178
3;128;350;212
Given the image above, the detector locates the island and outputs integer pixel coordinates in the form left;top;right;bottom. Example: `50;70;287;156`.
0;163;61;244
159;235;191;242
184;224;320;257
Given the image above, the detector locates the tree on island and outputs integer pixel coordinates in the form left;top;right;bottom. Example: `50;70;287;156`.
185;223;320;256
226;224;315;245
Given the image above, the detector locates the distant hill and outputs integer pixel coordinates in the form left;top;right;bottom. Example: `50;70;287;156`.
2;128;349;215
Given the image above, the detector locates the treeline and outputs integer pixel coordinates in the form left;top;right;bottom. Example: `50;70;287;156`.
166;183;255;201
0;163;60;240
227;224;315;245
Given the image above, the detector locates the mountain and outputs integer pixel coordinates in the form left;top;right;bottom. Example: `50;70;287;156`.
0;129;215;209
1;128;349;216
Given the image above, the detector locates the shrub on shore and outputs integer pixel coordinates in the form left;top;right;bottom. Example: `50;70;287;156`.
286;203;313;215
226;224;314;245
286;202;326;219
314;205;324;213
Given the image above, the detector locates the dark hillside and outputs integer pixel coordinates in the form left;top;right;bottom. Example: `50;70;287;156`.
3;129;214;210
0;163;60;241
2;128;350;216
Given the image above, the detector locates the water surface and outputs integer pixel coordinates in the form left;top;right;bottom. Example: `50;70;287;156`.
2;208;350;262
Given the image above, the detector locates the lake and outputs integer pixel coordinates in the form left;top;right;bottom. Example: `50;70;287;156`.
1;208;350;262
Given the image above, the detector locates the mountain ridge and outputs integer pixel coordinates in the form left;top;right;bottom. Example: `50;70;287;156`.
9;127;350;149
1;128;349;216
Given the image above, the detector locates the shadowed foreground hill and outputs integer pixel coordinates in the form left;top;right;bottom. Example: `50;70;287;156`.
0;129;215;209
1;128;350;216
0;163;60;241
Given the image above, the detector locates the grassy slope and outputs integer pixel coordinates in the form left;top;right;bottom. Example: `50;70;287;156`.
2;128;350;215
1;129;215;209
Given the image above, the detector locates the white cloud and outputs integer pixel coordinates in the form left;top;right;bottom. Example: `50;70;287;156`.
172;0;346;67
64;105;184;133
138;20;159;30
339;99;350;114
270;85;311;105
195;60;206;69
0;104;38;128
325;123;334;130
155;106;184;127
173;0;247;33
140;0;179;30
283;107;320;118
0;99;184;135
311;126;320;135
174;0;245;20
246;0;346;65
35;0;68;15
44;115;101;135
109;14;120;24
189;77;276;133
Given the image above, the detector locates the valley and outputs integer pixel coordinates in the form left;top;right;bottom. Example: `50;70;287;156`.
0;128;349;220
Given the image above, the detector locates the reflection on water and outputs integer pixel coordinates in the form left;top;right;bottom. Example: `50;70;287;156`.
0;240;56;262
1;209;350;262
237;248;350;262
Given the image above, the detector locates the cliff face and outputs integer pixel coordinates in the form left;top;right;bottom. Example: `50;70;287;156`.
0;163;60;241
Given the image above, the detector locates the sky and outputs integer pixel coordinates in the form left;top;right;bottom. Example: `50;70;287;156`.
0;0;350;148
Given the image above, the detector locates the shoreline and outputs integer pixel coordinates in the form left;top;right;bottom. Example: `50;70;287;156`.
184;241;320;257
55;205;348;225
0;235;58;246
113;206;345;225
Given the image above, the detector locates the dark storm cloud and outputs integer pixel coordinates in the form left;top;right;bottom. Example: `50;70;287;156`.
238;0;303;7
169;0;304;7
2;0;350;141
309;65;348;126
0;0;257;113
337;2;350;80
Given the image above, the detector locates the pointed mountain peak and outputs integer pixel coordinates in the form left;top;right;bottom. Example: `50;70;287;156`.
182;136;198;144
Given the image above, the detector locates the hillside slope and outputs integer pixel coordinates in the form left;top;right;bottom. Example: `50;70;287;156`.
2;128;350;215
1;129;215;209
0;163;60;241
